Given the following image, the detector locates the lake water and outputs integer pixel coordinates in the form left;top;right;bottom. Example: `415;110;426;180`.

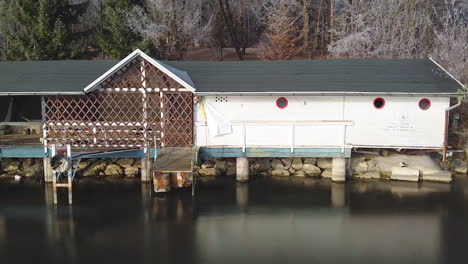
1;176;468;264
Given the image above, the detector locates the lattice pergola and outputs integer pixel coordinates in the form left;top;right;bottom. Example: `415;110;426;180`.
44;57;193;149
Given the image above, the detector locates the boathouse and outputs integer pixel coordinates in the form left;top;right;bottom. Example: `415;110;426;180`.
0;49;464;186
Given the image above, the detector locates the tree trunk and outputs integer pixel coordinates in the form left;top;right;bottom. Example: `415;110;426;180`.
302;0;311;58
313;0;323;51
329;0;334;45
218;0;244;60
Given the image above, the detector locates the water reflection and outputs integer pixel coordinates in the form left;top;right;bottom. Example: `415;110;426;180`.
0;178;466;264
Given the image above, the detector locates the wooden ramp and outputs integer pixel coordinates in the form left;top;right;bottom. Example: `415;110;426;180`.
152;147;194;193
154;147;193;172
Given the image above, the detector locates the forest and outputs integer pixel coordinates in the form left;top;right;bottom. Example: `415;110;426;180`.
0;0;466;82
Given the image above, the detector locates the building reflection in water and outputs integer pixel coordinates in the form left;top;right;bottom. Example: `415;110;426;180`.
0;178;467;264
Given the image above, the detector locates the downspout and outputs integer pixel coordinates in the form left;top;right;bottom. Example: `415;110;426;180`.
443;96;463;162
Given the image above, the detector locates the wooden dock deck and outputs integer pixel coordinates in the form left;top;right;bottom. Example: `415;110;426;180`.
152;147;194;193
153;147;193;172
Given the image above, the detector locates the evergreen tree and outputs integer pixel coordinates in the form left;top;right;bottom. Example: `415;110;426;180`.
97;0;154;59
3;0;91;60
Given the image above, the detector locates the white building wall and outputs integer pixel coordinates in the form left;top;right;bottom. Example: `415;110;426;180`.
195;95;450;149
344;96;449;148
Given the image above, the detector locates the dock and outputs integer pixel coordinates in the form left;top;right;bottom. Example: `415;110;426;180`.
152;147;194;193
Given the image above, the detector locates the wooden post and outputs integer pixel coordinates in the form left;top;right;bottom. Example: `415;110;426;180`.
66;145;72;205
43;158;54;183
141;156;152;182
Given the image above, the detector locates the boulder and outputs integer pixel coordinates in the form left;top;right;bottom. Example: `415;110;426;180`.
350;156;366;169
23;163;42;178
293;170;306;177
452;158;467;174
124;167;139;178
353;162;368;174
303;158;316;165
317;158;333;169
215;159;228;173
303;164;321;177
226;166;236;177
199;168;217;177
272;169;290;177
291;158;303;170
281;158;293;169
251;159;271;173
321;169;332;178
288;167;296;174
22;159;34;168
73;159;91;172
201;159;215;169
83;160;108;177
227;159;237;168
104;164;124;177
271;159;286;170
2;159;21;172
116;158;135;168
354;171;380;179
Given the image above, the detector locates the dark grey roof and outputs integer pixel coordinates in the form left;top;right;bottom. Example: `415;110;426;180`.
0;60;117;95
164;59;463;95
0;58;462;96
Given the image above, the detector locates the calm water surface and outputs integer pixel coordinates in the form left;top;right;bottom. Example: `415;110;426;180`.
1;176;468;264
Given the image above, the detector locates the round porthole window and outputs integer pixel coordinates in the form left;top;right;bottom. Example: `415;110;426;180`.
373;97;385;109
418;98;431;110
276;97;288;109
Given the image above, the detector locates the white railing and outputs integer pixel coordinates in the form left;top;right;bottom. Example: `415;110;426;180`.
196;120;354;153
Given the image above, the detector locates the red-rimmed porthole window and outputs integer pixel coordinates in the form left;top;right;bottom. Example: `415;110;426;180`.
276;97;288;109
373;97;385;109
418;98;431;110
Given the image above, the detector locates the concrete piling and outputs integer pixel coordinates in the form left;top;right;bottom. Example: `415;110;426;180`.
236;157;249;182
331;182;346;208
332;157;346;182
236;182;249;209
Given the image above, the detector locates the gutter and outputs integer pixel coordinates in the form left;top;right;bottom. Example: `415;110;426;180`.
443;96;463;162
194;91;463;97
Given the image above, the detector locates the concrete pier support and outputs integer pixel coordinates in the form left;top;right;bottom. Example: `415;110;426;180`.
141;157;152;182
331;182;346;208
43;158;53;183
236;157;249;182
332;157;346;182
236;182;249;210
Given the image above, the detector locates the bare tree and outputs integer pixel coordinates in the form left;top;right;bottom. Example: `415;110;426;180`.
329;0;467;84
218;0;244;60
256;0;304;60
431;1;468;84
126;0;213;60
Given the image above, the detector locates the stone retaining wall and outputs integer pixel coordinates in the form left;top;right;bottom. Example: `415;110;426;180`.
196;154;468;181
0;158;142;180
196;158;334;178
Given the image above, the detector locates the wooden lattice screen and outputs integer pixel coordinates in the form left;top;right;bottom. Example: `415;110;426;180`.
44;57;193;149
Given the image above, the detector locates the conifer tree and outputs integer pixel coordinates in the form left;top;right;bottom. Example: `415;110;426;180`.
96;0;153;59
3;0;91;60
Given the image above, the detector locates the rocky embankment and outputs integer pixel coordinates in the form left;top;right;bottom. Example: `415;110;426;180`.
196;157;333;178
0;158;142;181
196;153;468;182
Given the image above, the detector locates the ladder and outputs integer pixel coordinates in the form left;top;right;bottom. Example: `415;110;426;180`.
50;145;73;205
